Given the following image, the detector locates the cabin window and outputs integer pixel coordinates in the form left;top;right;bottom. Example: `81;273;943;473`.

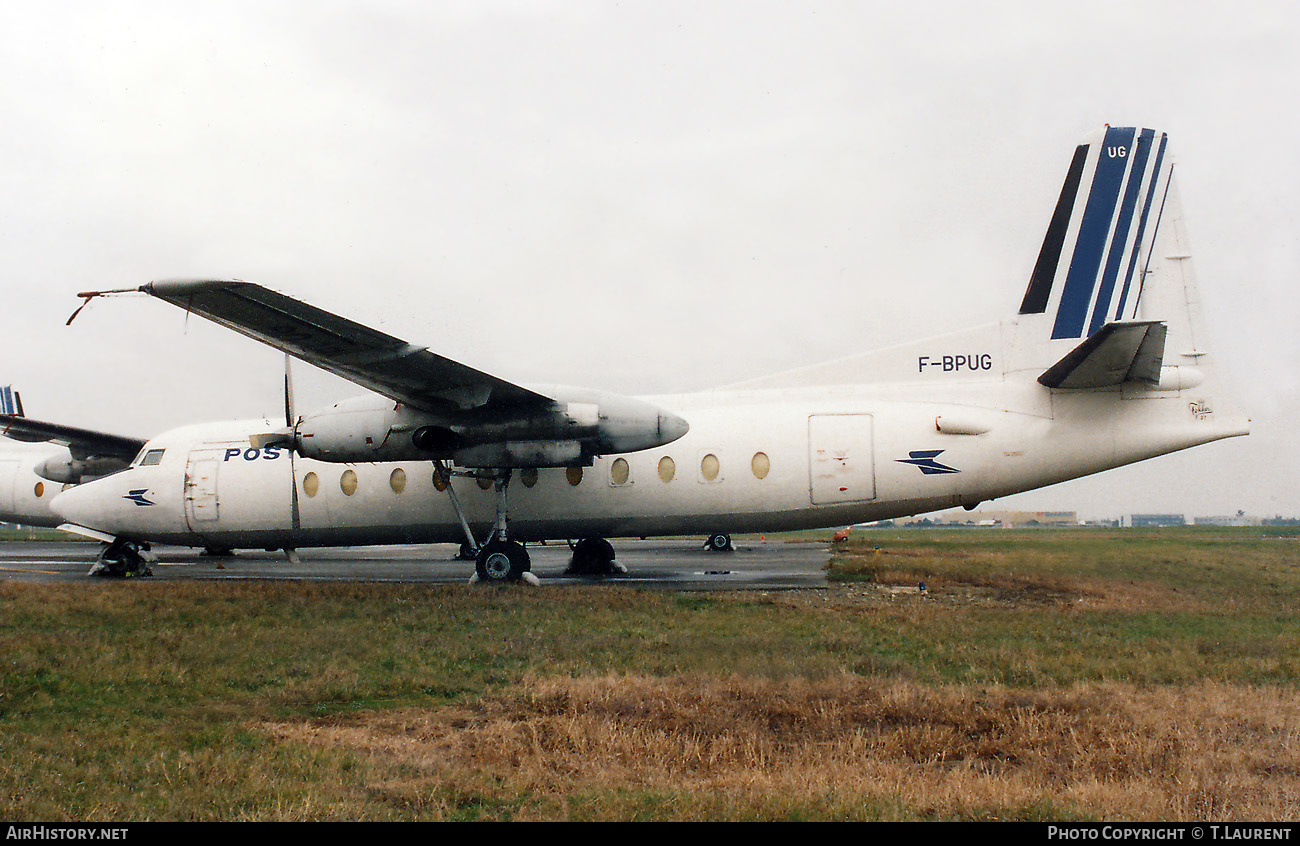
752;452;771;479
566;466;583;487
476;476;493;491
700;453;720;482
610;457;630;486
432;469;449;492
340;469;358;496
389;467;407;494
658;456;676;483
33;482;44;498
138;449;165;467
302;472;320;498
521;468;539;488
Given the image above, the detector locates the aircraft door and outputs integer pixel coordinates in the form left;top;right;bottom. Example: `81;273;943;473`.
185;449;222;527
808;414;876;504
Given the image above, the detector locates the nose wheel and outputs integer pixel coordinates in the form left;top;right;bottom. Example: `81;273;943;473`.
88;539;153;578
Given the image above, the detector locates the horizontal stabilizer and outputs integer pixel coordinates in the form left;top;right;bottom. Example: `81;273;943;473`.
1037;321;1166;389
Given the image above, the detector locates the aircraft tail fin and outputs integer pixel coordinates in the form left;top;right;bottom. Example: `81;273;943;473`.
1009;126;1222;392
0;386;24;417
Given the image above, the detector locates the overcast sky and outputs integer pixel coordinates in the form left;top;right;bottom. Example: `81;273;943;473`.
2;1;1296;520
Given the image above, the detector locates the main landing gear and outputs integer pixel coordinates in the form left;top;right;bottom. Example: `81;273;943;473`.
88;538;154;578
476;537;532;583
565;537;625;576
436;463;536;585
434;462;625;583
704;533;734;552
473;470;534;584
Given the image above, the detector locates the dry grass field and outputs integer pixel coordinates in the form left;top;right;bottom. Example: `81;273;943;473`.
1;527;1297;820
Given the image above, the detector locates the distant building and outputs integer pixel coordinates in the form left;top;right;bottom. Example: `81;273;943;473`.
900;509;1079;528
1128;514;1187;527
873;511;1285;530
1193;514;1260;527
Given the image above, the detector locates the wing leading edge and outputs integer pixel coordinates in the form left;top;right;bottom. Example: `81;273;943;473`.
135;279;554;414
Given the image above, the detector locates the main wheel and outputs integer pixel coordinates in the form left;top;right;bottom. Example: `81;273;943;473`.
706;533;733;552
566;537;617;575
475;539;531;583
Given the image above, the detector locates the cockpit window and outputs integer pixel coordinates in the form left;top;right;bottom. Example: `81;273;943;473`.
137;449;165;467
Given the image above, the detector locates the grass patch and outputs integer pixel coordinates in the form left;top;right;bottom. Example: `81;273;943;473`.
1;527;1297;820
265;674;1298;821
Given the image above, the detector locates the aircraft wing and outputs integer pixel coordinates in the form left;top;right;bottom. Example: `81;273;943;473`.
130;279;554;414
0;413;145;460
70;279;690;469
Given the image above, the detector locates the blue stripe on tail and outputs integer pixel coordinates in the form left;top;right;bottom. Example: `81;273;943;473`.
1052;126;1135;340
1114;132;1168;320
1088;128;1155;335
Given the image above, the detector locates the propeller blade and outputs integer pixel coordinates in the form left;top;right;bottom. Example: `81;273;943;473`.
283;353;298;428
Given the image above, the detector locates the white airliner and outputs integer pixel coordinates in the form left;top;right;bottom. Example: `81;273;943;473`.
27;126;1251;580
0;386;143;528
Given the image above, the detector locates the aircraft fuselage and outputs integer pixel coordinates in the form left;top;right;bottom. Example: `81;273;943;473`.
48;373;1244;550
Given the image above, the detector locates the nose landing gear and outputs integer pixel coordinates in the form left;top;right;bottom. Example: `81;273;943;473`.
88;538;153;578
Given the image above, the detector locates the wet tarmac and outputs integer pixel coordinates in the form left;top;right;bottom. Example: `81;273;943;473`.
0;537;830;591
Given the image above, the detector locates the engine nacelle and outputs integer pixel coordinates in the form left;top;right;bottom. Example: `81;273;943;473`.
294;397;417;462
292;387;688;467
35;455;129;484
